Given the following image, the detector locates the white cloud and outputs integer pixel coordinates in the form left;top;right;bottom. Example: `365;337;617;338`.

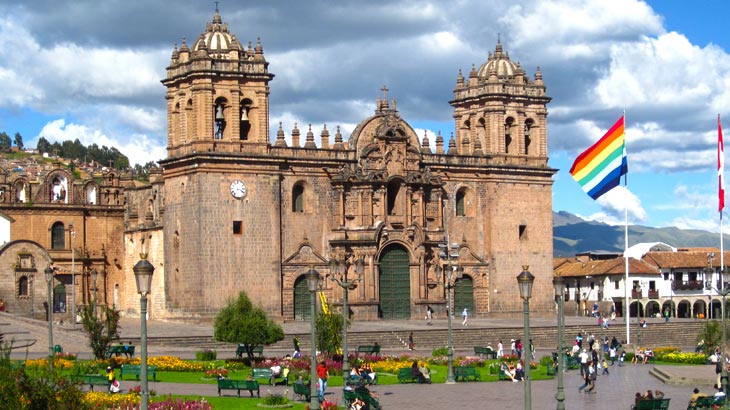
37;119;165;165
592;186;648;224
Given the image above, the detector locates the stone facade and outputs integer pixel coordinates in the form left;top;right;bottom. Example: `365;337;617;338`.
0;9;555;322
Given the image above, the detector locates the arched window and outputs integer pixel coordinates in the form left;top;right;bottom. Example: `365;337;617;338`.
18;275;29;296
51;222;66;250
292;184;304;213
240;98;253;140
524;119;534;155
456;189;466;217
387;180;403;216
504;117;514;154
214;98;227;140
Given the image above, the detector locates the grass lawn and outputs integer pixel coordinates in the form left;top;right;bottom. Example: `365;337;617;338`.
152;395;309;410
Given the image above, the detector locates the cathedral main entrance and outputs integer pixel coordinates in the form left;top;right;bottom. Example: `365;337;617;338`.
379;245;410;319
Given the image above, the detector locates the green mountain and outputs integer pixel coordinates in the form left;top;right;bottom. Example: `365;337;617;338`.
553;211;730;257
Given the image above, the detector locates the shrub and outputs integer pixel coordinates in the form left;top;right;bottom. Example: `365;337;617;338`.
539;355;554;367
195;349;217;361
432;347;448;357
263;391;290;406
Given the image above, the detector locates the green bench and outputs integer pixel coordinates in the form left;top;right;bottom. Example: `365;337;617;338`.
120;364;157;381
357;345;381;355
251;367;288;385
630;398;670;410
235;345;264;358
73;374;109;391
344;388;382;410
106;345;135;358
546;363;557;376
473;346;497;359
687;396;723;410
217;378;259;397
454;366;481;381
397;367;419;383
552;352;580;370
293;382;310;401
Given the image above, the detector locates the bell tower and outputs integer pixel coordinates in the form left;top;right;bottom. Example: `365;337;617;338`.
162;6;275;157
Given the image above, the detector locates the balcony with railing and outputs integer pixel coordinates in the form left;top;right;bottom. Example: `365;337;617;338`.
647;289;659;299
671;280;704;291
632;290;642;299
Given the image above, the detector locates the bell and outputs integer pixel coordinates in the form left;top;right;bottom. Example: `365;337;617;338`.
215;105;224;120
241;108;249;122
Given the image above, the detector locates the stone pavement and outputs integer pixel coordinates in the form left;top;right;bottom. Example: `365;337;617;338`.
1;312;719;409
114;364;713;410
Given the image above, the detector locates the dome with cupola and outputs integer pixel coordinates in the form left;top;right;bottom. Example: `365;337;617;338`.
476;40;520;79
191;6;242;56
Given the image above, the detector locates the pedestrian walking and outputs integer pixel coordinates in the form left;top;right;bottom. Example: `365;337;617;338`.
602;358;609;375
425;305;433;325
664;307;670;323
497;340;504;358
609;346;617;366
584;363;597;394
408;332;415;350
461;307;468;326
529;339;535;360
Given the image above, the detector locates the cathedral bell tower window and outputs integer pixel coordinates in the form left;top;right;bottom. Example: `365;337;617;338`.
524;119;533;155
504;118;514;154
240;98;253;141
214;102;226;140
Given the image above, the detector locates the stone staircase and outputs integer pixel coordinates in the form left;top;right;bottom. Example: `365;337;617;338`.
134;320;707;354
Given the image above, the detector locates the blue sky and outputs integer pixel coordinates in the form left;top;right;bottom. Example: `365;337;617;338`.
0;0;728;231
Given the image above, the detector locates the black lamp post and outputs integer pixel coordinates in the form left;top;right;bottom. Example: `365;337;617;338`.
45;266;54;373
29;273;34;317
517;266;535;410
133;256;154;410
91;268;98;318
329;256;364;375
305;268;321;410
435;242;462;385
553;275;566;410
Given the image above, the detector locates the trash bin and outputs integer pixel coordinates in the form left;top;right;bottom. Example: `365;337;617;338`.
53;344;62;353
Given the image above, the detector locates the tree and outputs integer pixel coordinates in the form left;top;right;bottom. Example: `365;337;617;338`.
37;136;51;154
13;132;23;150
0;132;10;152
79;302;121;360
213;292;284;360
316;311;344;357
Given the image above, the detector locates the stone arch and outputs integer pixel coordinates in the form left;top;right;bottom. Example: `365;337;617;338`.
677;299;691;318
47;170;71;204
693;299;707;319
13;178;28;203
504;116;515;154
524;118;535;155
645;300;660;317
629;300;644;317
185;98;194;143
453;274;475;315
83;181;98;205
240;97;253;140
214;96;229;140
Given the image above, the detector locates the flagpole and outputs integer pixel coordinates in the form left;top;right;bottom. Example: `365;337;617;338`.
720;114;725;290
623;111;630;345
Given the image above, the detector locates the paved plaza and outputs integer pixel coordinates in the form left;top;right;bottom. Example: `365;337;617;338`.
2;312;719;409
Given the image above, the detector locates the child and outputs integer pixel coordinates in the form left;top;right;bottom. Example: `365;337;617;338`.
618;350;626;367
602;358;609;375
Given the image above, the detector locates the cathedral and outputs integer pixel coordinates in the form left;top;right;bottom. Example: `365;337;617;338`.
0;8;555;323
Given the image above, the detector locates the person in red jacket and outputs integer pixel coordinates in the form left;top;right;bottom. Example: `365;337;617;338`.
316;361;328;403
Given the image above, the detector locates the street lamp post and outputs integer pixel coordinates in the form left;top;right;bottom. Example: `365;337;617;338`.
45;266;54;373
30;273;34;317
553;275;566;410
517;266;535;410
305;268;321;410
91;268;98;318
435;240;462;384
328;256;364;375
133;256;155;410
69;223;75;327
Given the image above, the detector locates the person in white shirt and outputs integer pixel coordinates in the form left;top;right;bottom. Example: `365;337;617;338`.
497;340;504;358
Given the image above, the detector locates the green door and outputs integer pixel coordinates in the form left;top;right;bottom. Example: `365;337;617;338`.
453;276;474;315
379;245;411;319
294;277;311;321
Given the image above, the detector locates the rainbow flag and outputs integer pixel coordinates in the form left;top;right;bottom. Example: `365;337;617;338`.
570;116;628;200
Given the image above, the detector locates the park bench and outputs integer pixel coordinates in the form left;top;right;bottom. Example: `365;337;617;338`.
397;367;419;383
552;352;580;370
630;398;670;410
293;382;311;401
217;378;260;397
252;367;288;385
357;345;381;355
454;366;481;381
344;388;382;410
120;364;157;381
473;346;497;359
687;396;723;410
235;344;264;358
546;363;557;376
73;374;109;391
106;345;135;358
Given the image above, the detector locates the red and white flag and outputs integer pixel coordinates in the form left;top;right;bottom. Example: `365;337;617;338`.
720;114;725;213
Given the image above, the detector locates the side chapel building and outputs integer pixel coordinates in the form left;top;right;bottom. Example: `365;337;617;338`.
0;9;555;322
